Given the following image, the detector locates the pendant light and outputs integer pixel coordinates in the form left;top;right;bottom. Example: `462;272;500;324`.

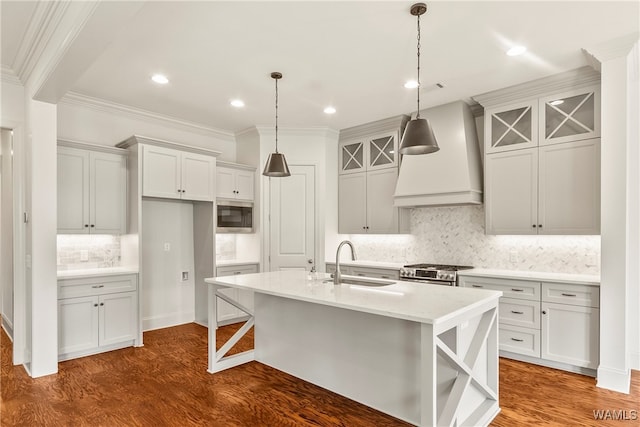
262;72;291;177
399;3;440;155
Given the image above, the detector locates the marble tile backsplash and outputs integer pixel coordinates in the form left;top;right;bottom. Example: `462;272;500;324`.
57;235;121;270
348;205;601;275
216;234;236;261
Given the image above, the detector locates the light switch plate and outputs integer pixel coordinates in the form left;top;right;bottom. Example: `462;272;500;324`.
181;271;189;281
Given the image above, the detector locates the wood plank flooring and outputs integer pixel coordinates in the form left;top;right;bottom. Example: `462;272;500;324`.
1;323;638;426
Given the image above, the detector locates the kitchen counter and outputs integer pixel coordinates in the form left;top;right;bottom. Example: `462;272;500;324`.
215;260;260;267
458;268;600;285
205;271;501;426
57;267;139;280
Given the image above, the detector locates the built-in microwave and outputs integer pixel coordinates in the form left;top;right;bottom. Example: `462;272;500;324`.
216;200;253;233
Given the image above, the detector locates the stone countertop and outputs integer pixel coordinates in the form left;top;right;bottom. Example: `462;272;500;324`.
57;267;139;280
458;268;600;285
325;260;405;269
206;270;501;326
216;260;260;267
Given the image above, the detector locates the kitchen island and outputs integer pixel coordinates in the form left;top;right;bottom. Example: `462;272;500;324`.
205;271;502;426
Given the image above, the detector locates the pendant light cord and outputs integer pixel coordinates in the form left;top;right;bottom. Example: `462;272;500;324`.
275;77;279;153
416;12;421;119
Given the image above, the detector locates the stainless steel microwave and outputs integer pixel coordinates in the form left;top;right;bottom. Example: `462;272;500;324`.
216;200;253;233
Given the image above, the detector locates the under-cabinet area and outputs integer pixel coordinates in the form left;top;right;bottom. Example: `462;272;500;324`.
57;272;139;361
459;271;600;375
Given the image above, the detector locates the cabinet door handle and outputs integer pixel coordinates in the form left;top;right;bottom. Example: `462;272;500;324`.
233;272;242;275
91;285;104;288
381;275;389;279
100;302;104;306
510;338;524;342
561;293;576;297
472;285;483;288
511;288;524;292
510;310;524;315
357;273;365;277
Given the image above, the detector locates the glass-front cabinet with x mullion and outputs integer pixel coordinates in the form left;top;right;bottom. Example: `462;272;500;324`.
339;132;398;174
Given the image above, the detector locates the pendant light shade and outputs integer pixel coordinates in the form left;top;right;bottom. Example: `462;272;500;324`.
398;3;439;156
263;71;291;177
263;152;291;177
399;117;439;155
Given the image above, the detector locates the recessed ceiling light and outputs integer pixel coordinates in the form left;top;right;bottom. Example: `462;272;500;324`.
549;99;564;106
230;99;245;108
151;74;169;84
324;106;336;114
506;46;527;56
404;80;419;89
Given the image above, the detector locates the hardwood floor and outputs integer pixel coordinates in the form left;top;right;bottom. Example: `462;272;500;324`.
1;323;638;426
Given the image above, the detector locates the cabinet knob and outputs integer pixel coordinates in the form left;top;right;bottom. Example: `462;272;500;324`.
100;302;104;306
362;226;366;229
84;224;89;228
532;224;537;228
93;303;98;307
538;224;543;228
542;310;547;315
90;224;95;228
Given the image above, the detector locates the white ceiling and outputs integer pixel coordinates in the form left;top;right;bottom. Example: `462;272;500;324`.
2;1;639;132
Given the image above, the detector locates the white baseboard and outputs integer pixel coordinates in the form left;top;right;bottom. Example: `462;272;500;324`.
630;351;640;371
597;365;631;393
143;311;195;332
1;314;14;342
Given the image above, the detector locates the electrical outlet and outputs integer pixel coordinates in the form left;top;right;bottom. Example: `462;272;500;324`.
509;250;518;263
164;243;171;252
181;271;189;281
587;252;598;267
80;250;89;262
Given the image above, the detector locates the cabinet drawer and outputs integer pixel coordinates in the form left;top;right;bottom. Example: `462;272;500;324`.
59;274;137;299
351;267;399;280
499;325;540;358
460;276;540;301
541;282;599;307
500;298;540;329
216;264;259;277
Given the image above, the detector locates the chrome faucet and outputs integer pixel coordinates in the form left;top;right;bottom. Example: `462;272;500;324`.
334;240;357;284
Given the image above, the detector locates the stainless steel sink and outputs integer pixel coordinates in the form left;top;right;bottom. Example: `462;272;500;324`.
325;275;395;287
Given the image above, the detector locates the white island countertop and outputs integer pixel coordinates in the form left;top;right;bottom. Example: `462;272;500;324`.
206;270;501;325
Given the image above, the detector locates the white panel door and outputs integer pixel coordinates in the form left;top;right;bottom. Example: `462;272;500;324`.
57;147;90;233
99;291;137;347
90;151;126;234
366;168;398;234
538;139;600;234
485;148;538;235
58;296;99;354
338;173;367;234
269;165;315;271
142;145;181;199
182;152;215;201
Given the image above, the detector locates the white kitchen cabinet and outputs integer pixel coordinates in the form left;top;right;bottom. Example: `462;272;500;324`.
58;273;138;361
142;145;215;201
215;263;258;326
485;138;600;235
485;100;538;155
337;115;409;234
216;162;255;201
459;273;600;375
57;144;127;234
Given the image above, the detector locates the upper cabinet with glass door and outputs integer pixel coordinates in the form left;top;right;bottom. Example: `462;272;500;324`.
539;86;600;146
485;100;538;154
338;132;399;174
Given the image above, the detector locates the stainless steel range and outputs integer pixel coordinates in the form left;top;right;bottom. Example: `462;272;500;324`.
400;264;474;286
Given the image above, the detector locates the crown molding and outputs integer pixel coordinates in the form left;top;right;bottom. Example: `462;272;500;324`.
57;138;128;155
12;1;70;84
60;91;235;141
339;114;410;141
472;66;601;108
1;65;22;86
116;135;222;157
583;32;640;71
252;126;339;139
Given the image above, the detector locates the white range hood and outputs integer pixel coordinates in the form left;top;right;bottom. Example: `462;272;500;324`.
394;101;483;207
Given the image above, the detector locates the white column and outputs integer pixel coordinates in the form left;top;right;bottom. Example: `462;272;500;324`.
584;33;639;393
